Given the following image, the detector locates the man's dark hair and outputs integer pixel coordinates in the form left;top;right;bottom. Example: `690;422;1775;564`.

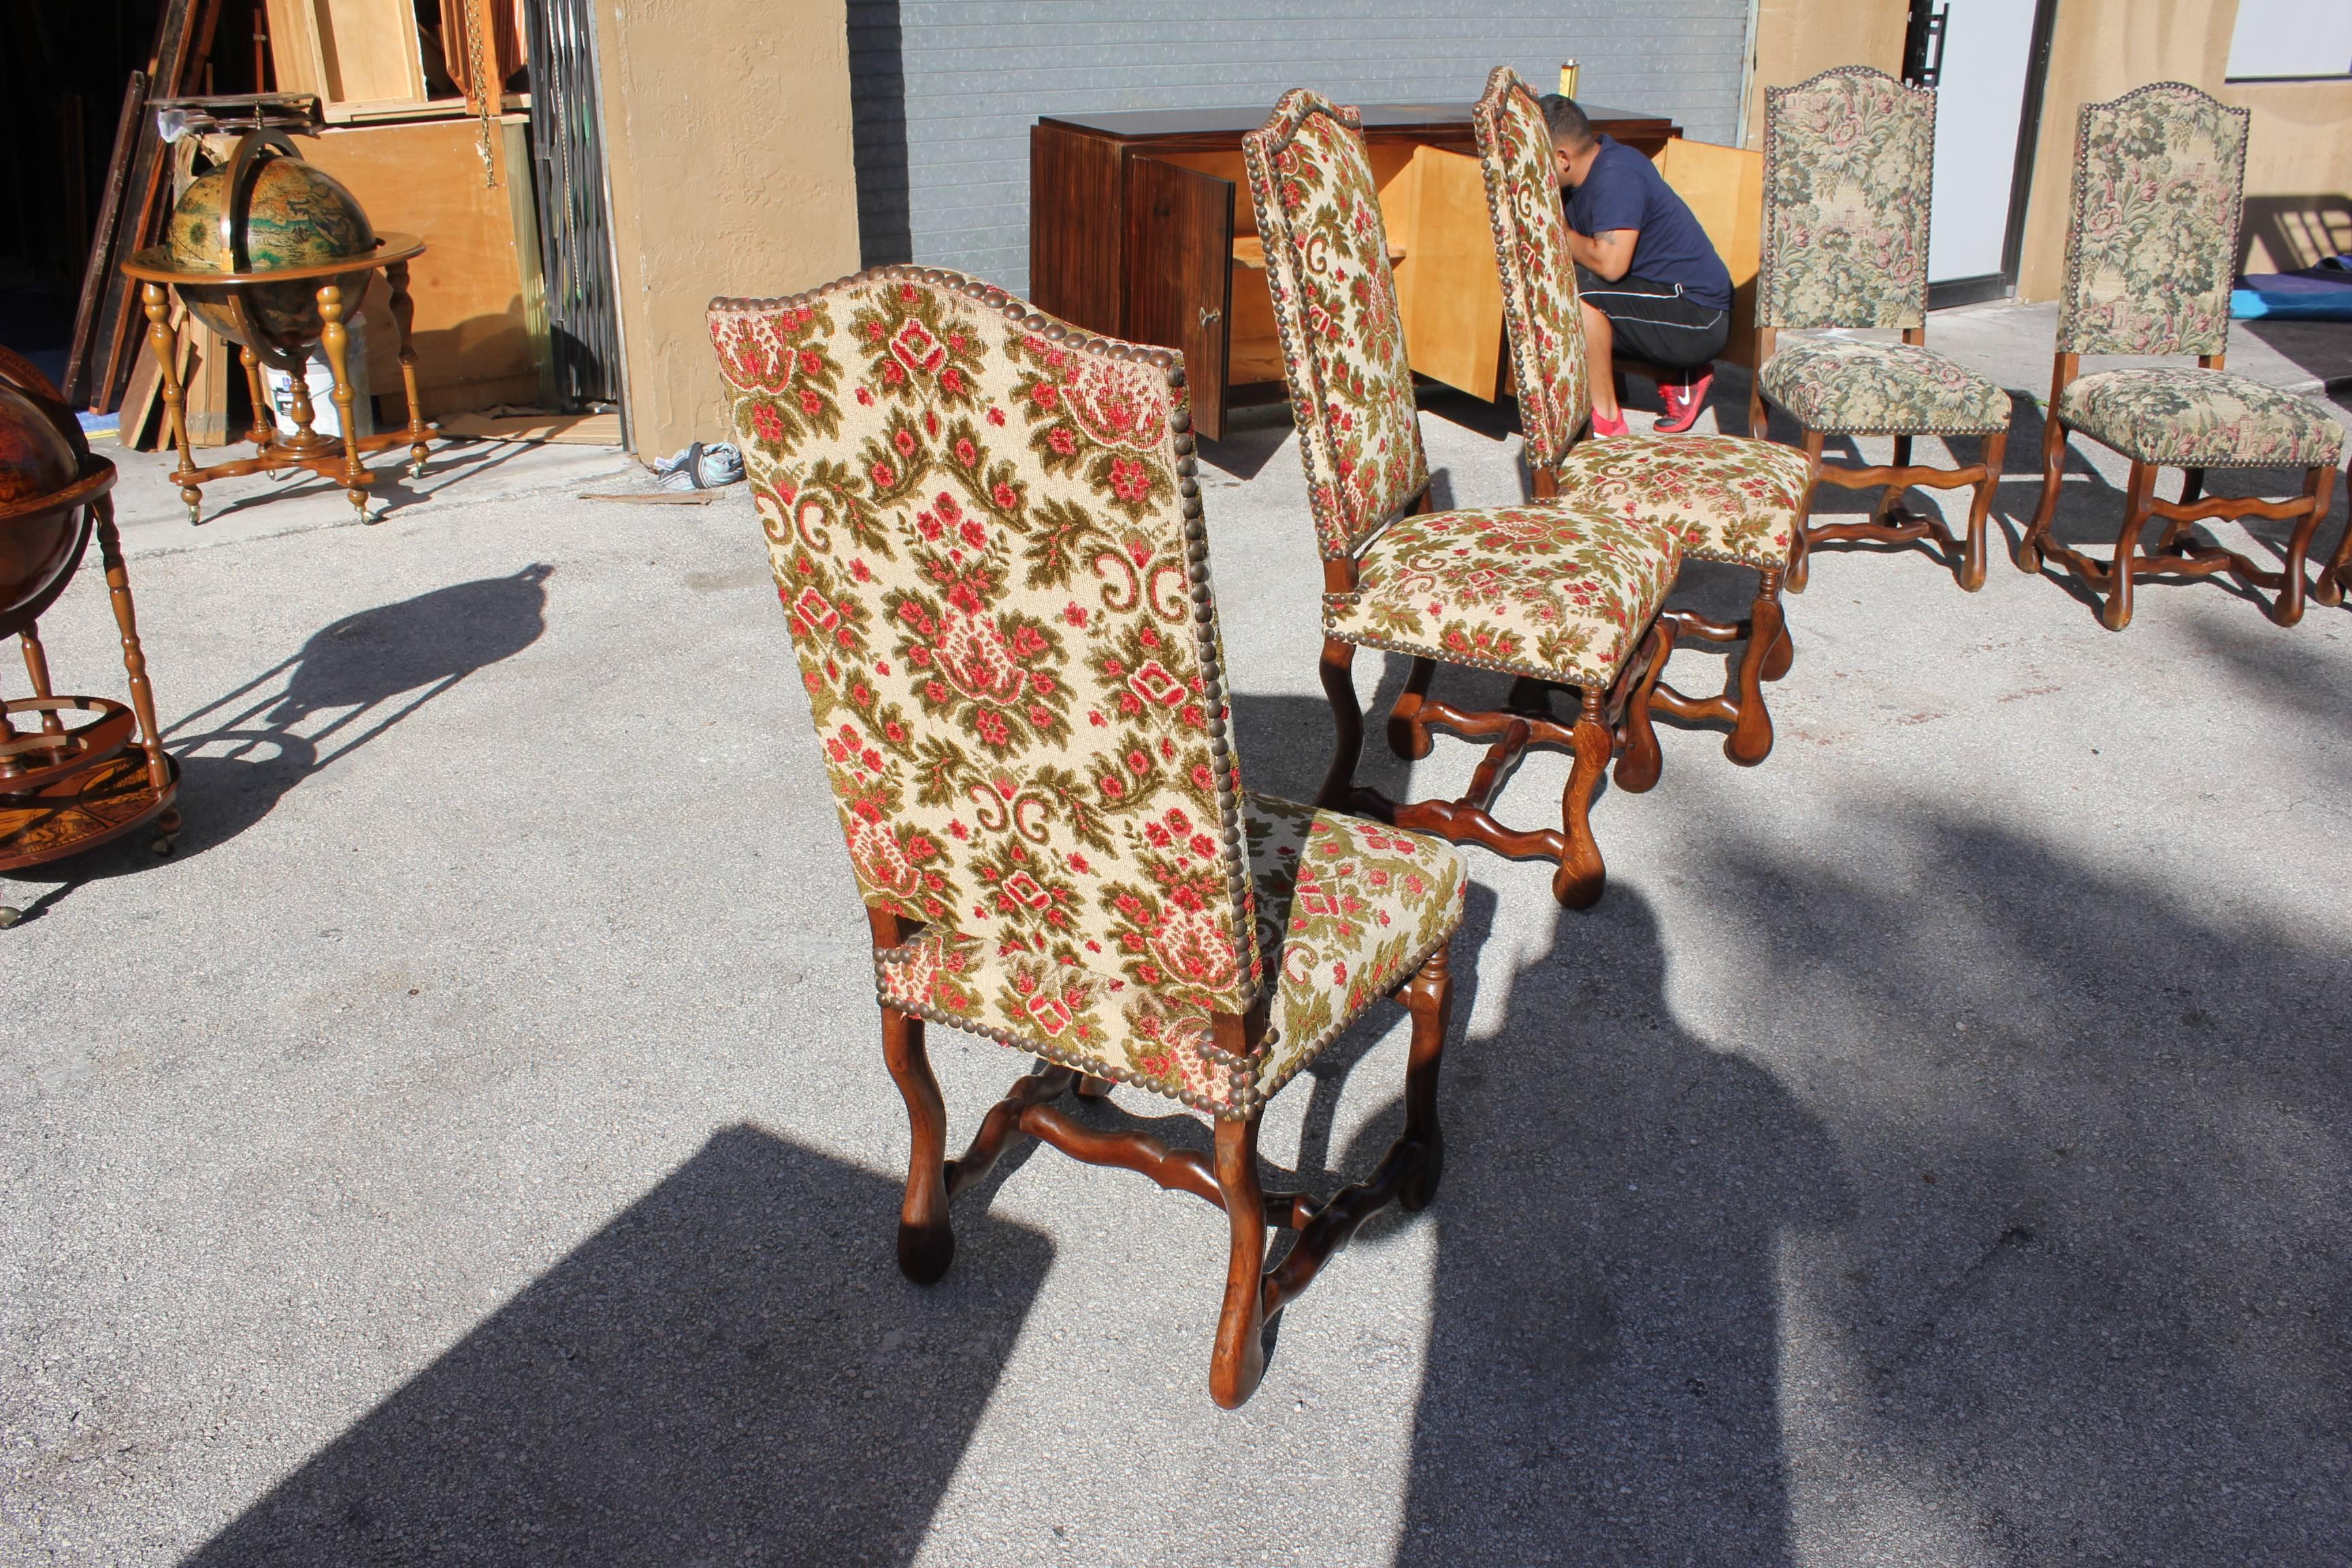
1539;93;1594;150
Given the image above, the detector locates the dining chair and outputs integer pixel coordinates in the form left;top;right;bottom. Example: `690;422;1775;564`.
2018;82;2342;629
708;266;1467;1407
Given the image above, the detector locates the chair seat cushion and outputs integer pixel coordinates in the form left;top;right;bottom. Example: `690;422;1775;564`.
1323;502;1680;689
1759;337;2010;436
875;794;1465;1117
1555;434;1814;570
2057;367;2345;468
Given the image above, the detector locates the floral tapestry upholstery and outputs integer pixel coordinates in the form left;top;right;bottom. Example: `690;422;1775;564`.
877;793;1465;1115
1556;435;1813;570
2057;84;2247;358
1759;336;2010;436
1325;501;1679;689
1758;67;1934;331
1243;90;1431;560
1473;65;1588;470
2057;368;2344;468
709;267;1463;1118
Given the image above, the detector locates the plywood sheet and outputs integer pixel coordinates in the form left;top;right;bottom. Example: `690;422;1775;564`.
299;116;538;416
1396;146;1504;400
1653;137;1765;367
316;0;427;104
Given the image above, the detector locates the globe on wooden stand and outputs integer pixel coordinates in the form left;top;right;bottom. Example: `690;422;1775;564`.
0;347;178;923
120;128;434;524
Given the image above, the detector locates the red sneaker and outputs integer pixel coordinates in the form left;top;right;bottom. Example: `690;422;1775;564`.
1655;368;1715;434
1590;407;1629;438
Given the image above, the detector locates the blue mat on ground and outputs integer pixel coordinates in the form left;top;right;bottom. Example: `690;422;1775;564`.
2234;256;2352;320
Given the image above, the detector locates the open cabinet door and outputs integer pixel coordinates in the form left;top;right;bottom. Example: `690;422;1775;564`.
1123;157;1235;440
1395;146;1506;400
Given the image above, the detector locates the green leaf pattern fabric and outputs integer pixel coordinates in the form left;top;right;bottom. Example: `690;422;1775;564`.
1556;434;1814;569
1473;66;1589;469
1759;67;1934;331
1243;90;1431;559
2057;368;2344;468
1325;502;1680;687
1759;336;2010;436
2058;84;2248;358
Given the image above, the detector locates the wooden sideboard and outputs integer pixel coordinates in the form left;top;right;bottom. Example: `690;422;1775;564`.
1030;103;1681;440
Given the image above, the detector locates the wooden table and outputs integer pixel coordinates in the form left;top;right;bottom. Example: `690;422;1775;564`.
1030;103;1682;438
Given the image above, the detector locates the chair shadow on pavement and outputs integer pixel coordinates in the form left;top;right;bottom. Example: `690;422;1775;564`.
186;1125;1054;1567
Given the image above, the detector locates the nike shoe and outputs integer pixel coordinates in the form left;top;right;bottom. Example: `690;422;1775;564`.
1590;407;1629;438
1655;368;1715;435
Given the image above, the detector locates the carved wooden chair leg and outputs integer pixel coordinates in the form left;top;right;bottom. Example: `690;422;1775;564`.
880;1000;956;1284
2319;463;2352;608
1074;1074;1115;1102
1612;620;1675;794
1958;429;2005;591
1209;1115;1270;1409
1788;430;1827;592
1386;655;1437;761
2020;417;2068;572
1748;380;1769;441
1396;945;1453;1211
2179;466;2204;506
1554;687;1614;908
1316;638;1367;811
2104;461;2157;630
1880;434;1914;525
2270;464;2336;627
1727;571;1784;765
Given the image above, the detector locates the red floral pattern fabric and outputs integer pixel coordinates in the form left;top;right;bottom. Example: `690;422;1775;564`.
1243;90;1431;560
710;268;1463;1117
1325;502;1680;688
1556;435;1813;570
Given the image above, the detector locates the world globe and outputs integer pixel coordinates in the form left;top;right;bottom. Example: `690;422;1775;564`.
164;146;380;350
0;378;91;642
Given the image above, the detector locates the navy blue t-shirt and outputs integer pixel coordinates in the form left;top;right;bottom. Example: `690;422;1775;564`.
1565;135;1733;310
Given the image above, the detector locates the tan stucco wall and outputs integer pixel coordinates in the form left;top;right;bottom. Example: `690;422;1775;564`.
2014;0;2352;300
1742;0;1912;148
593;0;860;455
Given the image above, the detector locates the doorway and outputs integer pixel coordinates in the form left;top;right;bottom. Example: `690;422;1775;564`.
1906;0;2058;308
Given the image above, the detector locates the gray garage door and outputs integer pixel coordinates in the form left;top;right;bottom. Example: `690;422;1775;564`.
849;2;1755;294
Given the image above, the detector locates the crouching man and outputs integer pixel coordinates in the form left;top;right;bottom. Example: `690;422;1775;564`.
1543;95;1732;436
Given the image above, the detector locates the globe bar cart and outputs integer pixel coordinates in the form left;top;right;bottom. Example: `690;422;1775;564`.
120;124;434;524
0;348;178;922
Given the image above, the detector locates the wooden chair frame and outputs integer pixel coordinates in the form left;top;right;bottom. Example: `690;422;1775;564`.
2019;351;2338;630
872;908;1452;1409
2325;457;2352;612
1748;325;2008;594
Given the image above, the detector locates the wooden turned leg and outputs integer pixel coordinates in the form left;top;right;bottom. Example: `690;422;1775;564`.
2272;466;2335;627
94;497;176;818
2179;467;2204;508
1788;431;1825;593
1073;1074;1114;1102
1726;570;1782;766
142;283;203;524
240;345;274;448
2319;463;2352;608
385;259;431;477
2104;461;2155;631
1748;379;1768;442
1209;1115;1269;1409
18;625;63;735
1395;944;1452;1212
1880;435;1914;525
1386;656;1436;762
2021;416;2068;572
1759;562;1795;682
1553;687;1612;909
1958;429;2005;592
316;284;370;521
879;1000;955;1284
1316;637;1366;811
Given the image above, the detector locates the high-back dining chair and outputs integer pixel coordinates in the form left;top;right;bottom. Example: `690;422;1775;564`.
708;267;1466;1407
1243;89;1684;909
1750;66;2012;591
2018;82;2342;629
1473;65;1816;769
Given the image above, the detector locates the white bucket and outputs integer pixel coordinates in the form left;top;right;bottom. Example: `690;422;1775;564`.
263;321;373;440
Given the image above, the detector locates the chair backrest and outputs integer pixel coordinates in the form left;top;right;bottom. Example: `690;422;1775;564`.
1757;66;1935;332
1242;89;1430;561
2056;82;2249;357
1473;65;1589;472
708;267;1262;1017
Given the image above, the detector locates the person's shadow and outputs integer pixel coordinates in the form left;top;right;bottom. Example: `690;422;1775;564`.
1333;883;1850;1564
184;1126;1054;1566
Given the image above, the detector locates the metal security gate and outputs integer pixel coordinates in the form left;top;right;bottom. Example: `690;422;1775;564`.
524;0;624;421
